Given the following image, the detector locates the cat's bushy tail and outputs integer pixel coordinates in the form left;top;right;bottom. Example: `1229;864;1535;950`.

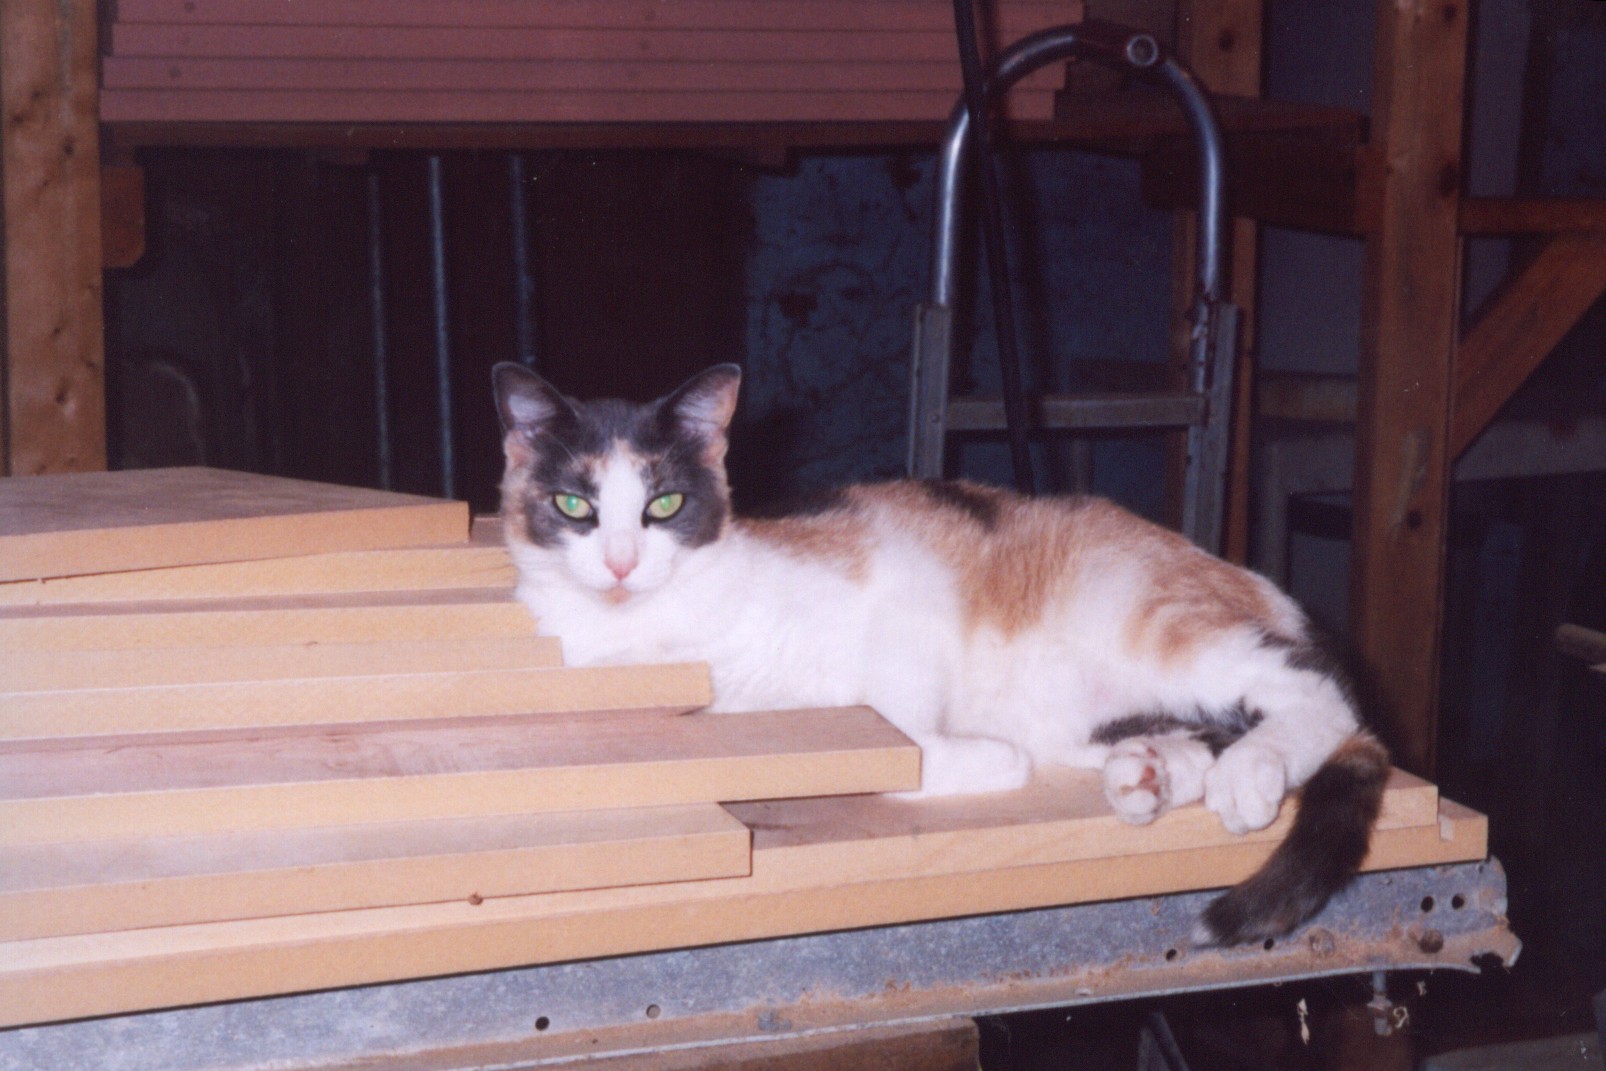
1196;731;1391;946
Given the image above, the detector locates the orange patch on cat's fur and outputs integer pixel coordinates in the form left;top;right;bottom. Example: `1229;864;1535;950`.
739;513;871;579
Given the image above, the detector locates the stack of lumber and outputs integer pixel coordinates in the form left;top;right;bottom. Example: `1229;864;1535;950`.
0;466;1487;1028
99;0;1082;125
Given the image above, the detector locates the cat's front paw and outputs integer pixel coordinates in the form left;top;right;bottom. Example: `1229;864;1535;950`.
1204;744;1287;834
1102;740;1170;824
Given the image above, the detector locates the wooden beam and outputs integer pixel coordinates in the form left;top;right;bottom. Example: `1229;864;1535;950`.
0;803;751;941
0;783;1481;1028
0;467;470;583
0;0;106;475
0;661;713;740
1458;197;1606;235
0;589;533;651
1351;0;1469;776
1451;231;1606;457
1173;0;1265;563
0;635;560;691
0;706;920;845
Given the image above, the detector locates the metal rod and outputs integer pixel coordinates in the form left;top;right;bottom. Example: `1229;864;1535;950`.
930;22;1226;312
508;153;539;370
426;153;455;500
365;168;394;490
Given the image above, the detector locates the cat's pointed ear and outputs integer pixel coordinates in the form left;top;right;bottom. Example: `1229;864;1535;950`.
493;362;572;467
662;364;741;464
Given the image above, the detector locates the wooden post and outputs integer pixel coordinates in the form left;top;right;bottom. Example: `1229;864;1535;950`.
0;0;107;476
1351;0;1469;775
1172;0;1262;563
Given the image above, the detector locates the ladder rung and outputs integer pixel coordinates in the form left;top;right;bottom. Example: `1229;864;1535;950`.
945;392;1206;433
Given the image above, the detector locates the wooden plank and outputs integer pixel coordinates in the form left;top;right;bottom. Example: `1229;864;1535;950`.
0;785;1483;1027
1450;231;1606;458
111;0;1078;32
1458;197;1606;235
106;23;1072;62
1350;0;1469;776
0;518;511;605
0;662;712;740
0;706;920;844
0;635;560;691
0;589;532;650
1;0;107;476
99;89;1058;125
101;57;1063;94
0;467;468;582
0;804;750;941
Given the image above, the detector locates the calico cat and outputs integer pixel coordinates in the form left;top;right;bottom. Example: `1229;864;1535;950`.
492;361;1390;945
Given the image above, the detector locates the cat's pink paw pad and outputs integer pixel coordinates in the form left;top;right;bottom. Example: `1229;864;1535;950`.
1103;741;1169;825
1204;745;1286;834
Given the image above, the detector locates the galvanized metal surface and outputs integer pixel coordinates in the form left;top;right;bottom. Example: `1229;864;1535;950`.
0;861;1518;1071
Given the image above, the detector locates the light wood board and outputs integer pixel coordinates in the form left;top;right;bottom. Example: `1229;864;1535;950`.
0;588;532;650
0;467;468;582
0;635;561;691
0;517;512;605
0;661;711;739
0;804;750;941
0;707;921;844
0;787;1486;1028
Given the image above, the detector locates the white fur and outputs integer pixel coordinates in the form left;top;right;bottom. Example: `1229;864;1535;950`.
510;472;1359;820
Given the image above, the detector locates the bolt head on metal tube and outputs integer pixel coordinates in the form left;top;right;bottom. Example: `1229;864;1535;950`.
1124;34;1161;68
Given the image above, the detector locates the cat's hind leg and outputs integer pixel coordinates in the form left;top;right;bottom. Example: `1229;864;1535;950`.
1102;734;1214;825
897;734;1032;798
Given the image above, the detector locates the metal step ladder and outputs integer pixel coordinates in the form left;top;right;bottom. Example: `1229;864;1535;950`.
906;21;1240;555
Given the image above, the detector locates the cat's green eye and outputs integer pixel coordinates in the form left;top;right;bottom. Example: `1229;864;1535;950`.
646;492;685;521
553;493;594;520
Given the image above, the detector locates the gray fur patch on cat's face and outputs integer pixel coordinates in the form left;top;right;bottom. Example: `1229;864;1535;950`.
493;363;739;553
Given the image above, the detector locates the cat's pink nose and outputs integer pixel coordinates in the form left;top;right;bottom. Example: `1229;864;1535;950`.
605;555;636;581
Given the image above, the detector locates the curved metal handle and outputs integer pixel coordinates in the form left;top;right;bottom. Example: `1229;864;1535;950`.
929;21;1227;318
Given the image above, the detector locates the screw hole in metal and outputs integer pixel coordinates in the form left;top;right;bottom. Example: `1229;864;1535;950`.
645;1004;661;1020
1262;938;1276;951
1450;894;1466;910
1164;948;1179;962
534;1017;550;1032
1421;896;1436;913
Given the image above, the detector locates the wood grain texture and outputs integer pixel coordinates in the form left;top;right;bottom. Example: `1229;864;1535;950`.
0;707;920;844
1451;232;1606;457
0;635;559;691
107;23;1070;62
0;786;1484;1027
99;88;1058;124
0;516;510;605
1458;197;1606;235
0;661;711;739
1350;0;1469;775
111;0;1078;31
0;467;468;581
0;588;530;650
101;58;1062;94
1;0;107;477
0;804;750;941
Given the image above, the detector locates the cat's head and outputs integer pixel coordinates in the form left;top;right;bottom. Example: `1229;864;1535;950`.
492;363;741;602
